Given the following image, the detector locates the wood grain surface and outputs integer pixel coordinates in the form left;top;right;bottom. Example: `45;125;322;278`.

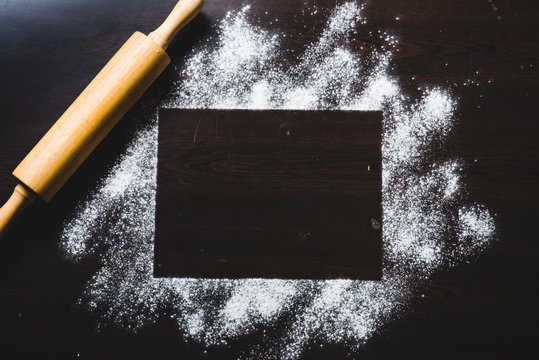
0;0;538;359
155;109;382;279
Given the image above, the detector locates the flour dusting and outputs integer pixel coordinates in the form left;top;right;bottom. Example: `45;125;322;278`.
59;2;496;358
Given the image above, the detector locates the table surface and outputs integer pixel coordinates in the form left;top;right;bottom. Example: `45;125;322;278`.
0;0;538;359
155;109;383;280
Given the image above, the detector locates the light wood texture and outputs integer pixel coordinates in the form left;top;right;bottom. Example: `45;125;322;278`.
0;184;36;239
13;31;170;202
0;0;204;238
149;0;204;50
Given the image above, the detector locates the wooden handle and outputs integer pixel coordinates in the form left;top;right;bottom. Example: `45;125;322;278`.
148;0;204;50
0;184;36;239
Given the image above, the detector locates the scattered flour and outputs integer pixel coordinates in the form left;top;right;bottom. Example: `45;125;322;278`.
59;2;496;358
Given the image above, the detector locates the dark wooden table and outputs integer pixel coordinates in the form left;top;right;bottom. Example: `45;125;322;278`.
0;0;538;359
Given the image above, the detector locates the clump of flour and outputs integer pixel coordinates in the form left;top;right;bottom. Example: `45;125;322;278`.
59;2;496;358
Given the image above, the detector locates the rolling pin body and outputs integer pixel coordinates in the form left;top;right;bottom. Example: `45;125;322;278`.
14;32;169;202
0;0;203;238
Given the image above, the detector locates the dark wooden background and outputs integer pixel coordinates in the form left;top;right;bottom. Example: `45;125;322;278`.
155;109;383;280
0;0;538;359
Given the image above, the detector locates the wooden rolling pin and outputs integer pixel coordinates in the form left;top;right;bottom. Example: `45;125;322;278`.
0;0;204;239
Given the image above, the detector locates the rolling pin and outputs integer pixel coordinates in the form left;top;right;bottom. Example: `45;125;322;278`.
0;0;204;239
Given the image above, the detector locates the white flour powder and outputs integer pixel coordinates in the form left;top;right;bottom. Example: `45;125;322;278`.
60;2;496;358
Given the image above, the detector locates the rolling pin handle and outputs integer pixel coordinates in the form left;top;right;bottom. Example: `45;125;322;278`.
0;184;37;239
148;0;204;50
